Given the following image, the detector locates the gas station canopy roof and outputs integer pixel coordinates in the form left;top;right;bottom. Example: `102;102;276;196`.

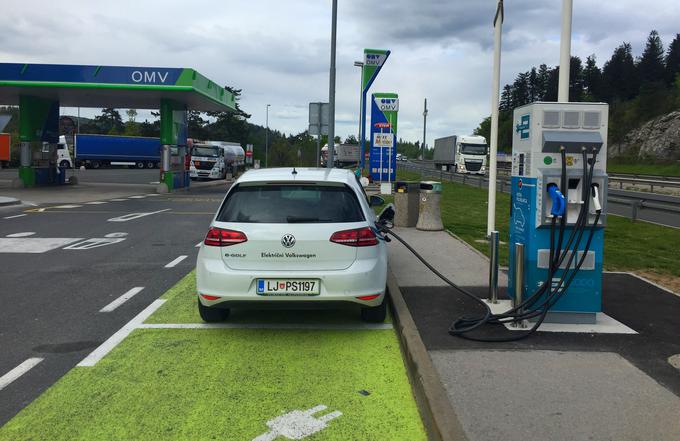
0;63;236;112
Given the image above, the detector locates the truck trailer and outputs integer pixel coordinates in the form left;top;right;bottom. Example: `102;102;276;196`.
433;135;488;174
74;134;161;169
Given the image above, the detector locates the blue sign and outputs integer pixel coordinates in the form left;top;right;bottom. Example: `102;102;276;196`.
0;63;184;85
368;94;397;182
516;114;530;139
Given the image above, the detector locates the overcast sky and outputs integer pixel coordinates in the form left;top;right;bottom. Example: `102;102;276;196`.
1;0;678;144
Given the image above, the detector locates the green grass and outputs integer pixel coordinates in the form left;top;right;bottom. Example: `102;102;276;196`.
607;160;680;177
396;170;680;277
1;275;423;441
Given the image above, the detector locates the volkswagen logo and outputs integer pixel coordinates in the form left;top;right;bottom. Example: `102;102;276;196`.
281;234;296;248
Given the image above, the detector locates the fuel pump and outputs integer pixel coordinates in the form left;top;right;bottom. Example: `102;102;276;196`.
507;102;608;324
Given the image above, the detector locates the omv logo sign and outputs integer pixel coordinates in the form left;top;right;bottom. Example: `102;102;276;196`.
364;53;387;67
516;114;530;139
131;70;170;84
375;97;399;112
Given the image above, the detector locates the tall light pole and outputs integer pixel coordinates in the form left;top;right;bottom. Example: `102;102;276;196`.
558;0;573;102
265;104;270;168
422;98;428;160
354;61;364;167
326;0;337;169
487;0;503;237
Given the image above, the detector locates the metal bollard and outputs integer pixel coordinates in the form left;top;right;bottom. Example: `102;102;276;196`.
631;200;641;222
488;231;499;304
512;242;527;328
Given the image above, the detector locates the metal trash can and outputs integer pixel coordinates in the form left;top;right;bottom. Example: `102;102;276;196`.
416;181;444;231
394;181;420;227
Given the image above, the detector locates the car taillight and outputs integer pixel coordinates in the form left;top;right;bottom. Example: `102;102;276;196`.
330;227;378;247
204;227;247;247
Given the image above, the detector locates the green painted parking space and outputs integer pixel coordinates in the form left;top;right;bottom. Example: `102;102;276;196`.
0;273;424;440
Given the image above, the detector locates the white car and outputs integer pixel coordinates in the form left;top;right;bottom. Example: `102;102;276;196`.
196;167;391;322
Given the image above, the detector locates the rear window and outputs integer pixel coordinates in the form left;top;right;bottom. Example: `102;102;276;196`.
217;184;365;223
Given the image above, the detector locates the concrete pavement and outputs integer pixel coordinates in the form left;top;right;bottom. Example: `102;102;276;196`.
387;226;680;441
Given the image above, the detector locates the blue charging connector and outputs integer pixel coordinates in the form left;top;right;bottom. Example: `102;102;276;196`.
547;184;566;217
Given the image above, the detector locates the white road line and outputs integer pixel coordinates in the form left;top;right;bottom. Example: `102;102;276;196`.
146;194;161;197
6;232;36;238
109;199;127;202
165;255;188;268
0;358;44;391
195;241;203;248
138;322;394;330
3;214;27;219
52;204;83;209
100;287;145;312
107;208;170;222
78;299;166;367
84;201;107;205
128;195;147;199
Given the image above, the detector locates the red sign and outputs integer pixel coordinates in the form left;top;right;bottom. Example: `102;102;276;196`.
246;150;253;157
374;122;391;128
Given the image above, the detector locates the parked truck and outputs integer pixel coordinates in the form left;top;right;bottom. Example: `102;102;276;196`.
433;135;488;174
74;134;161;169
320;143;360;167
189;143;226;180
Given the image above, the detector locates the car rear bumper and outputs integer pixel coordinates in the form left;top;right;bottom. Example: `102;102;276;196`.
196;247;388;308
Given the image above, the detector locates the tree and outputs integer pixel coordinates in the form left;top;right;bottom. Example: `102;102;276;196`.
568;56;585;102
637;30;666;85
499;85;513;111
536;64;551;101
582;55;602;101
94;108;123;134
602;43;638;101
123;109;140;136
344;135;358;144
665;34;680;85
206;87;251;145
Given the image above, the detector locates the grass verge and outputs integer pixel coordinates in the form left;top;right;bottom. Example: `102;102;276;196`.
397;170;680;279
607;160;680;177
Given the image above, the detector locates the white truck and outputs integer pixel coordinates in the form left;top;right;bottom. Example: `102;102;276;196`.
433;135;488;175
190;143;226;180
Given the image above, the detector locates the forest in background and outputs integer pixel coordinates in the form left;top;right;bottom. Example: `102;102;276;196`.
474;30;680;159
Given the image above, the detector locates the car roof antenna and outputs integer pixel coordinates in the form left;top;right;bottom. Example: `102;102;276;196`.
292;168;298;175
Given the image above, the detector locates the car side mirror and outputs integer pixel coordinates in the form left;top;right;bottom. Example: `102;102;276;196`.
369;195;385;207
377;203;395;224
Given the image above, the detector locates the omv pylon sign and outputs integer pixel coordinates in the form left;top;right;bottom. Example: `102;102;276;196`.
369;92;398;182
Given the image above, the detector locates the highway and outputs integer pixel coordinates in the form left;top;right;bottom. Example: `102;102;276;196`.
401;161;680;229
0;175;226;424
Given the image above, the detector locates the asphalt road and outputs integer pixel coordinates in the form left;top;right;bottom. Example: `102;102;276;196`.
0;167;160;185
0;184;226;425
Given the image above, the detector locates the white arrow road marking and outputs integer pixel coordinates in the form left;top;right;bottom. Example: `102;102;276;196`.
100;287;145;312
6;232;36;238
3;214;27;219
165;255;188;268
0;358;44;392
253;405;342;441
63;237;126;250
107;208;170;222
0;238;82;253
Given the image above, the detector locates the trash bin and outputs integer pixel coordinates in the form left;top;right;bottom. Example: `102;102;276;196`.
394;181;420;227
416;181;444;231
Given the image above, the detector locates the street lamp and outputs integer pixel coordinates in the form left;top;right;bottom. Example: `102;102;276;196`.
354;61;364;167
326;0;337;169
265;104;270;168
422;98;428;160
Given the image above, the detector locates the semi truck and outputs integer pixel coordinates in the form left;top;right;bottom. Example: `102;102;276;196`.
189;143;226;180
320;143;360;167
71;134;160;169
433;135;488;174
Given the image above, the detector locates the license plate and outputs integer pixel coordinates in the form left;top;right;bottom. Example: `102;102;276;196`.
256;279;320;296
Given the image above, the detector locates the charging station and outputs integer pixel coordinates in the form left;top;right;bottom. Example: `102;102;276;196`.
508;102;609;324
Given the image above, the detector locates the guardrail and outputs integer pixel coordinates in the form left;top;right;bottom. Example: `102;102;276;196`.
398;162;680;225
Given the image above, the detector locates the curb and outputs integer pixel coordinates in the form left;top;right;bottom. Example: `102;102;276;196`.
0;197;21;207
387;269;468;441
